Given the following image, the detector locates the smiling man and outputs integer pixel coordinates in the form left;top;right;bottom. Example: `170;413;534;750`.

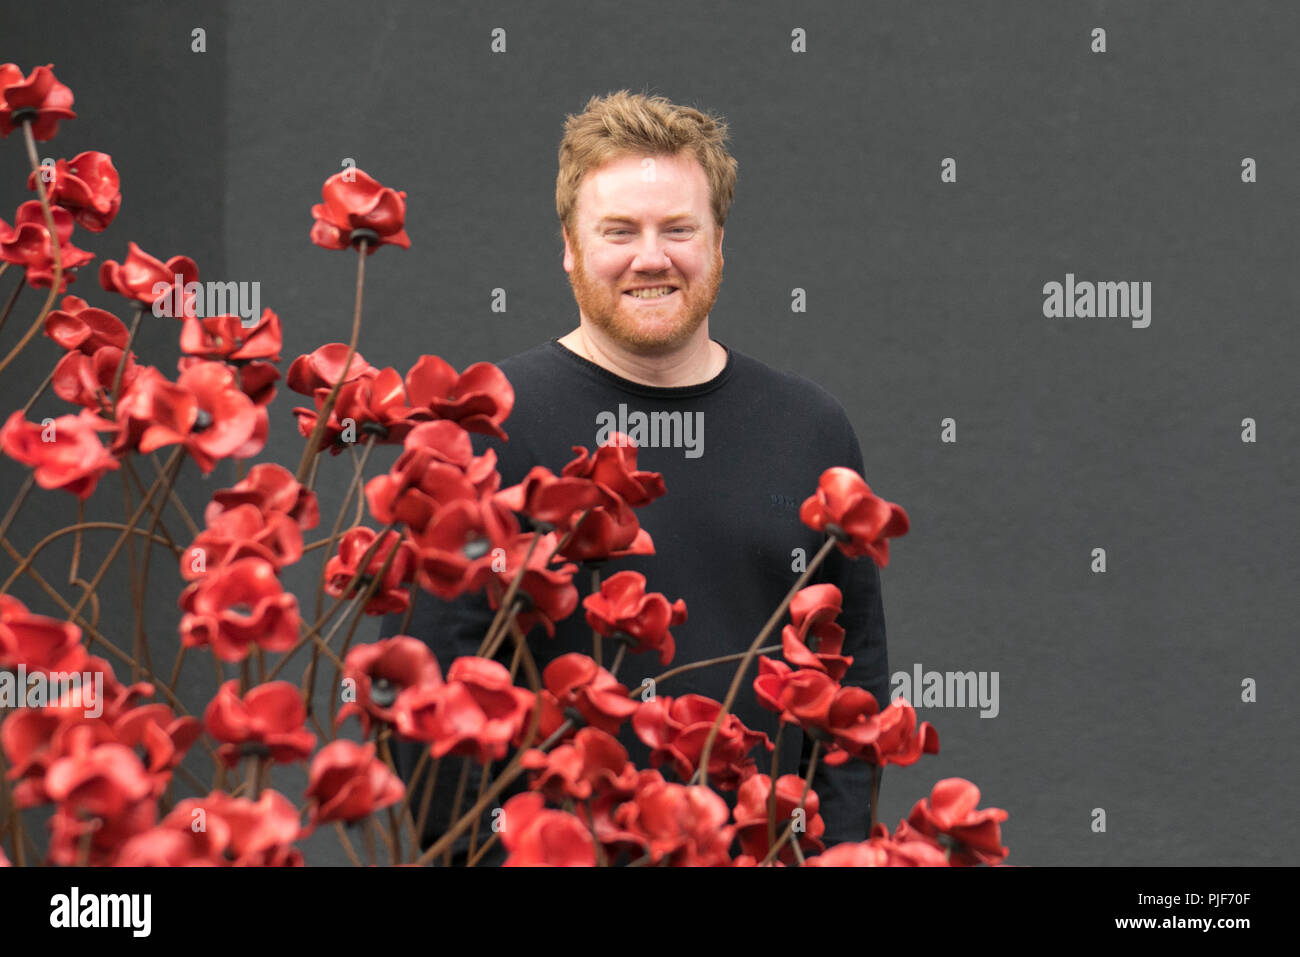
382;90;891;865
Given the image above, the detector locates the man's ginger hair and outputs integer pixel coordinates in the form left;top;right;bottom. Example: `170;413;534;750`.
556;89;739;243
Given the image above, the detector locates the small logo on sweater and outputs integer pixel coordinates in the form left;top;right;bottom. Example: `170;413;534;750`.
595;404;703;459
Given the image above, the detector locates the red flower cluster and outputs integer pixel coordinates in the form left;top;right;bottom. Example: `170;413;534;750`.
177;465;313;661
807;777;1009;867
178;557;300;663
609;777;735;866
510;435;662;563
179;308;282;406
754;658;938;768
204;462;320;531
392;656;535;764
116;790;303;866
323;526;418;615
481;530;579;637
520;727;638;803
0;200;95;290
41;295;136;412
365;419;504;535
800;467;910;565
182;504;302;583
291;346;515;451
500;792;597;866
632;693;772;790
111;362;268;473
1;598;201;865
732;773;826;865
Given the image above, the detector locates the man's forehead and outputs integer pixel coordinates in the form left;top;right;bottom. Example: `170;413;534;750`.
577;153;710;222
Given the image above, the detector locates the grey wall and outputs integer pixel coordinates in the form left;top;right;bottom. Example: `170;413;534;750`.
2;0;1295;865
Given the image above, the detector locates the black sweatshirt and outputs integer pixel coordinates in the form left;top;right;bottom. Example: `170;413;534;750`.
379;338;891;864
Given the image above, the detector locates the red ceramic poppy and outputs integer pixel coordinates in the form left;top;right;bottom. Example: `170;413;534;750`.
0;407;120;499
799;466;910;565
304;739;405;825
203;680;317;768
0;201;95;291
336;635;443;736
309;168;411;254
178;557;300;662
25;151;120;231
780;583;853;681
583;570;686;666
403;355;514;440
0;63;76;140
98;240;198;311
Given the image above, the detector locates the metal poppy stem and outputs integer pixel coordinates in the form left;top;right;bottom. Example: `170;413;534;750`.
0;120;63;380
692;535;838;789
294;238;367;484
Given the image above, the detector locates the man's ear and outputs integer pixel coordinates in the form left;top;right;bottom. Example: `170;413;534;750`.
562;226;575;274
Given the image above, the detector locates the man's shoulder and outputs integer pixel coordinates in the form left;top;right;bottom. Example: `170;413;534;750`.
727;343;853;420
492;339;561;378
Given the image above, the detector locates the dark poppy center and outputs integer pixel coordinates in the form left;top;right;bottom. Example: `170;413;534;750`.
462;537;490;560
370;677;398;708
804;725;834;744
193;408;214;432
823;521;850;543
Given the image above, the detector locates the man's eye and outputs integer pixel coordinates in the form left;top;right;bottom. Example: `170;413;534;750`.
608;228;692;237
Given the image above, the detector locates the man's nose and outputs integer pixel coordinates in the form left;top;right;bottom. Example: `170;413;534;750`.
629;233;672;271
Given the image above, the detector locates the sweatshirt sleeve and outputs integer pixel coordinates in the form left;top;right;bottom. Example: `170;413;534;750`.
799;407;892;847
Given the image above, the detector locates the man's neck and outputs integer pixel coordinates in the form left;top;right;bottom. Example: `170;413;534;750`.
557;320;727;388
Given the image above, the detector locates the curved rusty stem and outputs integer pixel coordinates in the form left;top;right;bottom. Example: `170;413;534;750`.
0;120;63;379
146;452;201;539
0;534;222;765
0;474;35;546
314;433;378;621
286;518;395;689
2;520;178;596
324;529;404;731
0;274;21;337
66;446;186;624
294;239;367;484
109;303;144;406
693;536;838;788
759;741;820;866
68;499;85;585
412;617;547;867
20;363;55;417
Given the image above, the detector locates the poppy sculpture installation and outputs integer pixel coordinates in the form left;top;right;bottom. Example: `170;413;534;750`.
0;62;1008;867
